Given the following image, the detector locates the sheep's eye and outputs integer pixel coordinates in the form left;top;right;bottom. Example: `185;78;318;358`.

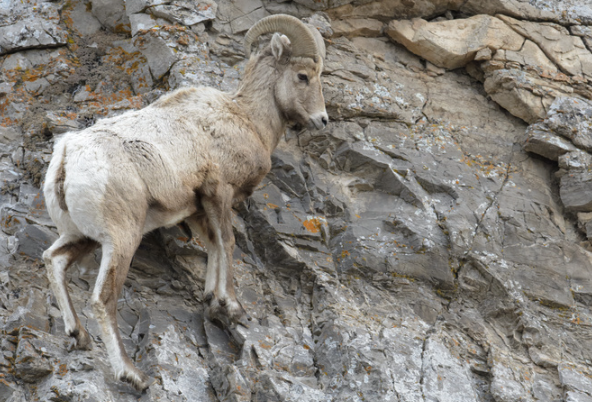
297;73;308;83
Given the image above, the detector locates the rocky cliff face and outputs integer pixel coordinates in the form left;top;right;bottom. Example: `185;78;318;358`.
2;0;592;401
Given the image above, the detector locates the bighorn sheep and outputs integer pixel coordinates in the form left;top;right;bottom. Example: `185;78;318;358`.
42;14;327;391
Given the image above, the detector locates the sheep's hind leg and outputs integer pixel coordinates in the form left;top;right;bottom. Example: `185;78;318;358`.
91;235;150;392
199;186;246;325
44;235;98;350
184;215;219;304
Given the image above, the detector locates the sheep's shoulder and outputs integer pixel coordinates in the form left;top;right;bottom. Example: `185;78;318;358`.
152;86;224;110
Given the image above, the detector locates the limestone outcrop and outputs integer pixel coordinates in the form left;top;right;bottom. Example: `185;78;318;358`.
386;13;592;123
2;0;592;401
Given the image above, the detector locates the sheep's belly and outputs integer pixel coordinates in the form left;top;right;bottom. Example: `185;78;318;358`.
143;206;196;234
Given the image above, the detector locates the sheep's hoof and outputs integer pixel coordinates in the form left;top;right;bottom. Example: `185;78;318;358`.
206;298;247;328
120;367;152;392
67;328;92;351
225;300;247;325
206;298;227;324
204;292;213;304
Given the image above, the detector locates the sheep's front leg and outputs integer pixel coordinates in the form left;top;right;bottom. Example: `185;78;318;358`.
190;185;245;324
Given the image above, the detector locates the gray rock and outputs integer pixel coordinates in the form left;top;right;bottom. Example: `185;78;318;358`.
91;0;130;33
209;363;251;402
15;224;58;260
571;25;592;38
150;0;217;26
559;363;592;396
422;335;479;402
168;57;225;90
381;324;427;401
462;0;592;25
558;150;592;171
135;32;179;79
217;0;265;25
567;391;592;402
377;168;425;206
149;325;212;400
292;0;353;11
129;13;167;36
45;111;80;135
524;122;578;161
0;127;22;149
323;43;426;123
0;4;67;55
1;205;27;236
483;68;570;124
3;288;50;334
0;380;18;402
546;97;592;151
532;372;563;402
303;13;333;38
230;7;268;35
66;0;103;36
254;372;330;402
14;327;57;383
0;233;17;269
488;348;535;402
503;243;575;308
528;346;559;368
560;171;592;212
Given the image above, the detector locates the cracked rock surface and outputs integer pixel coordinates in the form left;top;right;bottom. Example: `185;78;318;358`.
2;0;592;401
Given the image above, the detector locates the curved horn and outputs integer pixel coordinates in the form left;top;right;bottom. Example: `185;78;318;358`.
244;14;320;60
305;23;326;63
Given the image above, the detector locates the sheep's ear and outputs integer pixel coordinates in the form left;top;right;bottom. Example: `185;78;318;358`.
271;33;292;64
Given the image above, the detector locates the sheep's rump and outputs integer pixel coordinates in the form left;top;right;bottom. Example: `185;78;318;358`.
51;124;207;219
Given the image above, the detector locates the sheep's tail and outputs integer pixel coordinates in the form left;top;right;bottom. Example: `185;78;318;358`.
55;144;68;212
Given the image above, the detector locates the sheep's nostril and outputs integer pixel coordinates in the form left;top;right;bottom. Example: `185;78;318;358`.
321;117;328;127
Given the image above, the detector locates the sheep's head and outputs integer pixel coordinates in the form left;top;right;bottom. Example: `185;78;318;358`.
245;15;328;131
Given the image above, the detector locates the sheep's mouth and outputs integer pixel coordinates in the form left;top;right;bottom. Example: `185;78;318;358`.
309;115;328;130
288;115;326;131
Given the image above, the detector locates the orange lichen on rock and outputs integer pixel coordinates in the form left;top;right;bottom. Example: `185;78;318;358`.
303;218;322;233
57;363;68;377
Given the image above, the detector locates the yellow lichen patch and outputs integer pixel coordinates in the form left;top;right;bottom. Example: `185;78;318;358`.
267;203;279;209
114;23;131;34
303;218;322;233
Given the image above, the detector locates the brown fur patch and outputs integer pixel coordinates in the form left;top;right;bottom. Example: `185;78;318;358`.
51;237;99;261
192;213;215;243
56;147;68;212
196;170;220;199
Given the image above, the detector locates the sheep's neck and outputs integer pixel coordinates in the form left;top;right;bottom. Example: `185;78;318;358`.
233;62;286;154
235;93;284;153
